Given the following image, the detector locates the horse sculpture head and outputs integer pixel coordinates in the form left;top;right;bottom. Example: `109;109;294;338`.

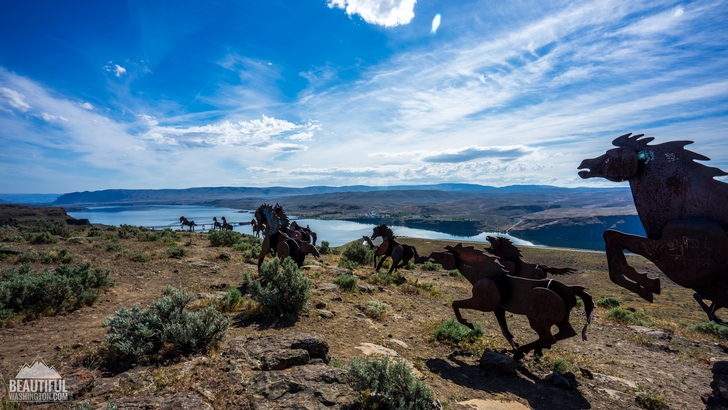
485;236;523;259
429;243;507;285
371;224;394;240
255;203;290;236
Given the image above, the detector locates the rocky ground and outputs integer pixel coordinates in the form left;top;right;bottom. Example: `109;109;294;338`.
0;227;726;409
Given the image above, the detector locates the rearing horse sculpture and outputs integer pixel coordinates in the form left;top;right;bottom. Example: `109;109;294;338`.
429;244;594;360
254;203;319;271
485;235;577;279
579;133;728;324
370;224;419;274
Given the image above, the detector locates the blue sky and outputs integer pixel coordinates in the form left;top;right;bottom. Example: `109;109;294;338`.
1;0;727;194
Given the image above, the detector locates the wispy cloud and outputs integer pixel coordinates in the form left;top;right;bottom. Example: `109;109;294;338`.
422;146;533;163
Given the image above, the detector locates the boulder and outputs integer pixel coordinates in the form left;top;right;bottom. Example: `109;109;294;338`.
225;333;330;370
103;391;215;410
478;351;517;374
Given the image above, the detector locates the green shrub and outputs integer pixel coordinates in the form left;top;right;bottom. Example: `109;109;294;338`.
130;253;150;263
68;236;85;244
0;262;111;324
606;308;653;326
691;321;728;339
431;318;484;347
338;258;359;270
553;358;569;372
448;270;463;278
342;241;374;265
333;273;358;291
32;232;58;244
418;261;442;271
216;288;243;313
105;242;121;252
597;297;620;309
370;272;394;286
102;286;230;362
87;227;103;237
208;230;242;247
18;248;74;264
317;241;333;255
34;219;70;238
348;356;434;410
137;228;180;244
165;247;187;258
245;258;311;319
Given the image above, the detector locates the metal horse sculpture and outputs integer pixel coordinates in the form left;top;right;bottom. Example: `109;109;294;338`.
429;244;594;360
485;235;577;279
291;221;317;246
254;203;319;270
251;219;262;237
179;216;197;232
578;133;728;324
221;216;233;231
213;217;223;231
370;224;419;274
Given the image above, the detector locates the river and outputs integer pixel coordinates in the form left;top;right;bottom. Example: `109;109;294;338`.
67;205;537;248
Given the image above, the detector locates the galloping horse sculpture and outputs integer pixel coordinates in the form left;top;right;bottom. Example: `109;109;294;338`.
254;203;319;270
578;133;728;324
429;244;594;360
370;224;420;274
179;216;197;232
486;235;577;279
251;219;262;237
221;216;233;231
213;217;223;231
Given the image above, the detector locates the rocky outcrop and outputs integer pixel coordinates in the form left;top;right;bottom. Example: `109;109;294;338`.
705;360;728;409
225;333;330;370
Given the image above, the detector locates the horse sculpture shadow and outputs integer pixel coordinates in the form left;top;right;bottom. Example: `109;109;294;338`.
429;244;594;360
486;235;577;279
369;224;420;274
579;133;728;324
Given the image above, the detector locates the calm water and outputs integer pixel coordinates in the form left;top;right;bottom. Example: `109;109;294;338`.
68;205;536;248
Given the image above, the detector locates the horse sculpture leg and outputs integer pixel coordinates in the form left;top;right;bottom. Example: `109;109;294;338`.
493;308;518;349
513;287;565;360
604;230;661;302
387;245;405;274
452;279;501;330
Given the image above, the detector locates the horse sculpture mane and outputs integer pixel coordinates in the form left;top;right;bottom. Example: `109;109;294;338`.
255;203;290;235
373;224;395;239
485;236;522;259
439;244;505;280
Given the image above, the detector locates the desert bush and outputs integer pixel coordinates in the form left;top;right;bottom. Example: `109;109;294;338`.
364;300;388;320
117;224;141;239
32;231;58;244
130;253;150;263
165;247;187;258
317;240;334;255
137;228;180;244
448;269;463;278
597;297;620;309
348;356;434;410
0;262;111;325
105;242;121;252
418;261;442;271
606;307;653;326
208;230;242;247
691;321;728;339
68;236;85;244
370;272;394;286
216;288;243;313
87;227;103;237
18;248;73;264
635;387;668;410
342;241;374;265
333;273;358;291
34;219;70;238
552;358;569;372
338;258;359;270
245;258;311;318
103;286;230;362
431;318;484;347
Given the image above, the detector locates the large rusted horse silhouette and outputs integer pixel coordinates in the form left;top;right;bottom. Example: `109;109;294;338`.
179;216;197;232
485;235;577;279
579;133;728;324
254;203;319;271
429;243;594;360
251;219;262;237
370;224;419;274
221;216;233;231
213;217;223;231
291;221;317;246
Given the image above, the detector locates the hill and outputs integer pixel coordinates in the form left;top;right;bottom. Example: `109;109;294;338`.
0;229;724;409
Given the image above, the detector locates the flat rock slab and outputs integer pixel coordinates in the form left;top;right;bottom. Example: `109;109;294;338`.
225;333;330;371
246;364;358;410
456;399;530;410
100;391;213;410
354;343;423;378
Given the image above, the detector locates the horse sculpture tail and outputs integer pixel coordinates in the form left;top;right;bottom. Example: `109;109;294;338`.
570;285;594;341
542;265;577;276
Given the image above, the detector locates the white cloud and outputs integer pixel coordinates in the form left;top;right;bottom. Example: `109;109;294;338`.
327;0;416;27
104;62;127;77
80;102;94;110
41;112;68;122
0;87;31;111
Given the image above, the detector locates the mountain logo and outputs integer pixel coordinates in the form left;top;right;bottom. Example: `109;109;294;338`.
6;356;68;403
